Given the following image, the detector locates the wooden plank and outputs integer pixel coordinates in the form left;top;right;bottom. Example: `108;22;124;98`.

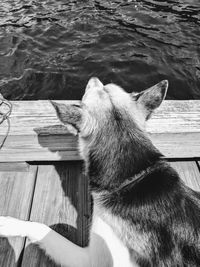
146;100;200;133
0;165;37;267
0;100;199;161
0;162;29;172
1;133;200;161
150;133;200;158
0;100;199;135
170;161;200;191
21;162;90;267
0;135;80;162
0;100;198;135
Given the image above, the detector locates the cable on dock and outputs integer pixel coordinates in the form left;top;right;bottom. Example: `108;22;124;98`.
0;93;12;149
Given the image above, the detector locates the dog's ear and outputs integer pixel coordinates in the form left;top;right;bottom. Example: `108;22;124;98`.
50;101;82;135
132;80;168;120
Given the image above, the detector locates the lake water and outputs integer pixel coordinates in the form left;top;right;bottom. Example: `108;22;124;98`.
0;0;199;100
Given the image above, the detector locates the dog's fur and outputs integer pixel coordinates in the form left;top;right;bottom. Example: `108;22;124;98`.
0;77;200;267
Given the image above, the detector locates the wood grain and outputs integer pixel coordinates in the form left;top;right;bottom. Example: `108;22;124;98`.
0;162;29;172
0;165;37;267
0;100;199;135
170;161;200;191
21;162;90;267
150;133;200;158
0;100;199;161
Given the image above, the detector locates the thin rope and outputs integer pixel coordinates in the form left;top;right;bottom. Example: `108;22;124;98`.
0;94;12;149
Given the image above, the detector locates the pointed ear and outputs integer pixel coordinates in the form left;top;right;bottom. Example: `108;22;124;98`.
133;80;168;120
50;101;82;135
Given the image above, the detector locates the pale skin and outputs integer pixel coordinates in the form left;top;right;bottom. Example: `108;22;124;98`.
0;77;167;267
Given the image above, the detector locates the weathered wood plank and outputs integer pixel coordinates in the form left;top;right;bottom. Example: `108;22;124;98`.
21;162;90;267
0;165;37;267
146;100;200;133
0;162;29;172
0;135;80;162
150;133;200;158
0;100;199;161
0;100;198;135
1;133;200;161
170;161;200;191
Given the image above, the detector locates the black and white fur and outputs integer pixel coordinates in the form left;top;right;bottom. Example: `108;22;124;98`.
0;77;200;266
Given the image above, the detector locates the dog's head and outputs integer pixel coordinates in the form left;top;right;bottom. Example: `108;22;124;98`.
51;78;167;170
51;77;168;181
51;77;168;137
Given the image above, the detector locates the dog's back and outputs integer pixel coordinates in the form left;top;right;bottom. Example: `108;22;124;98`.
95;162;200;266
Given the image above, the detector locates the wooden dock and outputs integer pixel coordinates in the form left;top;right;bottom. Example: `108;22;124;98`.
0;100;200;266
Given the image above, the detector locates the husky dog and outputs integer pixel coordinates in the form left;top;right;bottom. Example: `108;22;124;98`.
0;77;200;267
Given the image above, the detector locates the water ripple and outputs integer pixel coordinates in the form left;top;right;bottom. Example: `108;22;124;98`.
0;0;199;100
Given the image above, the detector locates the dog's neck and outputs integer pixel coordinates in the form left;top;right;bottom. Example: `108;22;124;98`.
107;160;166;194
83;113;162;192
89;158;165;194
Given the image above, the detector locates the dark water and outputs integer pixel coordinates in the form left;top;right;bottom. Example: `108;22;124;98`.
0;0;200;100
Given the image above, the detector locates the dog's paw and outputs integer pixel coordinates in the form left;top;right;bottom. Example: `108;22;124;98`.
0;216;27;237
